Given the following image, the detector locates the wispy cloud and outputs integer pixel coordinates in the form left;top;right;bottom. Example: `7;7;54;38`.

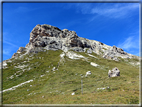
117;35;139;56
91;3;139;19
3;40;18;59
74;3;139;19
117;36;139;50
3;32;19;48
3;40;19;48
15;6;32;13
3;50;11;56
3;40;18;58
3;32;19;59
14;6;41;13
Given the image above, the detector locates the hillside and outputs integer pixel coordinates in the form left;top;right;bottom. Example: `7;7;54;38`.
1;24;140;104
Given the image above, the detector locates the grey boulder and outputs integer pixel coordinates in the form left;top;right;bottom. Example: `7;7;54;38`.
108;67;120;77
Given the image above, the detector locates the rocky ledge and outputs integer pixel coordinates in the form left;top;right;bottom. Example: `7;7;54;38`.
12;24;138;61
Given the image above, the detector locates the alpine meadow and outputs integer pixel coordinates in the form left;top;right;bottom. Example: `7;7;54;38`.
1;24;140;104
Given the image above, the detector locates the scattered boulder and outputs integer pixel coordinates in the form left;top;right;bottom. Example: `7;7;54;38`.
71;92;75;95
90;62;99;67
52;67;56;71
46;71;49;73
108;67;120;77
97;87;105;90
85;71;92;77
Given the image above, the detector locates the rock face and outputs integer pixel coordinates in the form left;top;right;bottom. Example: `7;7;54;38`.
26;24;85;51
103;45;128;61
11;24;137;60
108;67;120;77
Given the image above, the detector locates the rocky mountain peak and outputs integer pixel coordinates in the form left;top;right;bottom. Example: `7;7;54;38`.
25;24;81;50
12;24;138;60
29;24;78;42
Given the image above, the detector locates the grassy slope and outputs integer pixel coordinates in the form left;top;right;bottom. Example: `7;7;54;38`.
3;50;139;104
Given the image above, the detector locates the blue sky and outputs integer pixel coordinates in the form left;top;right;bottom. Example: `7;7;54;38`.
2;2;140;61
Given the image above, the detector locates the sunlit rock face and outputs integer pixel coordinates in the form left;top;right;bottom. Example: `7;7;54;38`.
12;24;137;60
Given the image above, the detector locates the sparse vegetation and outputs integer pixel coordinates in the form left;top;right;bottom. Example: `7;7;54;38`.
2;50;139;104
102;47;107;50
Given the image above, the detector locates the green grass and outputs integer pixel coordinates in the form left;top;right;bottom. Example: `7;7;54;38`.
2;50;139;104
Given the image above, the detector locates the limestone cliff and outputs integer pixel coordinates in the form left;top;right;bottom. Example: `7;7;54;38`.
12;24;138;61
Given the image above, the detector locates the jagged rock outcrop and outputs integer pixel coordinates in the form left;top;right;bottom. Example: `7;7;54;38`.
12;24;137;60
24;24;88;52
103;45;130;61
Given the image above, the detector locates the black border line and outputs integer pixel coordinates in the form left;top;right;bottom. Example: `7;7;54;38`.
1;0;142;107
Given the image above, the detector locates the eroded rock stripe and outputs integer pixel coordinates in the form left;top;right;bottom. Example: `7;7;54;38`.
0;79;33;93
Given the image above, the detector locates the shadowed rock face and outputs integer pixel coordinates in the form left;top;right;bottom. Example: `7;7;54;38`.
12;24;137;60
